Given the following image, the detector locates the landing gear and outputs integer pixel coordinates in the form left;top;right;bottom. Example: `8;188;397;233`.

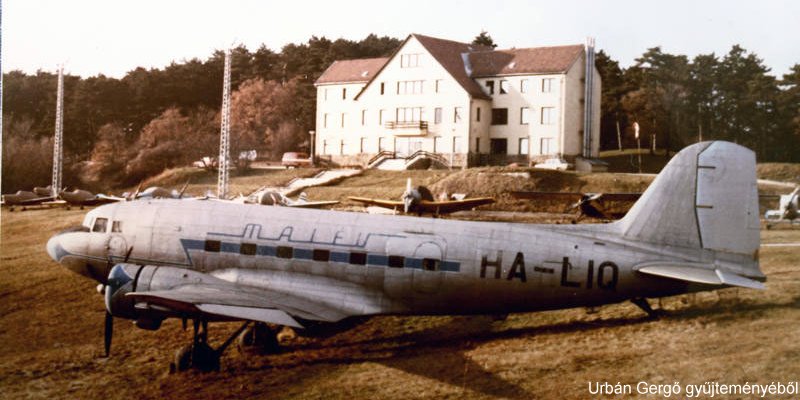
237;322;281;355
170;319;251;373
631;297;665;318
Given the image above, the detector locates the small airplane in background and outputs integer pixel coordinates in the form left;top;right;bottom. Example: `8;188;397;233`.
53;189;120;209
510;191;642;220
350;178;495;216
1;189;56;210
244;190;339;208
764;187;799;228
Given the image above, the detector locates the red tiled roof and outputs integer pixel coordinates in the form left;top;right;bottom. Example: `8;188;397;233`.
468;45;584;77
412;34;492;100
315;57;389;84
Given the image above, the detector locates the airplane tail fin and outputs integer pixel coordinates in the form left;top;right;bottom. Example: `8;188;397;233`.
618;141;763;282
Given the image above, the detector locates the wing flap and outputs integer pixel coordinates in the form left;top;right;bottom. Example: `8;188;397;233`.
196;304;303;328
634;262;764;289
348;196;403;209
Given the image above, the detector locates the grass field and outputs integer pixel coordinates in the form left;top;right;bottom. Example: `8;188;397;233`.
1;169;799;399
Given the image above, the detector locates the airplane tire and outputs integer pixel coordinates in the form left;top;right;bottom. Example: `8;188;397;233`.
238;323;280;355
172;343;220;372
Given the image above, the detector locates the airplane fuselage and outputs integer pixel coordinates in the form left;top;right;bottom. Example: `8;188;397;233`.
52;199;698;318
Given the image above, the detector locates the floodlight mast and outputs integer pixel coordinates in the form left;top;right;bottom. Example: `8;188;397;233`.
52;66;64;197
217;50;232;199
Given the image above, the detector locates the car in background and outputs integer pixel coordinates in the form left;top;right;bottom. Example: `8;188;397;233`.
281;152;311;168
533;158;571;171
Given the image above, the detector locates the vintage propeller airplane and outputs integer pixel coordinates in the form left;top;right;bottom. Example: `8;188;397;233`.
510;191;642;220
47;141;765;372
764;187;799;228
349;178;495;216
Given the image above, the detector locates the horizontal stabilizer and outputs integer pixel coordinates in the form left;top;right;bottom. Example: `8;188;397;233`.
635;262;764;290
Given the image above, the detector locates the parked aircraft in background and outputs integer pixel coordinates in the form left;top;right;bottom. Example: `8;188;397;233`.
55;189;119;209
350;179;495;216
765;187;799;228
47;142;765;372
244;190;339;208
510;191;642;220
33;186;55;196
1;190;56;210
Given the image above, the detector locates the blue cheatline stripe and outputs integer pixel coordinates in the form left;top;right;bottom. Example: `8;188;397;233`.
367;254;388;267
405;258;422;269
257;245;276;257
329;252;349;263
221;242;240;253
293;248;313;260
179;238;461;272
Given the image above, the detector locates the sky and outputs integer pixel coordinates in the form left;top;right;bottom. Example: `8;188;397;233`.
2;0;799;79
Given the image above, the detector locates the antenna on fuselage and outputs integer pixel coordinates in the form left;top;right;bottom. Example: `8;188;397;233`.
217;49;232;199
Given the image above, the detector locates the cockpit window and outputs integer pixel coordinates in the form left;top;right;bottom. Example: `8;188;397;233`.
112;221;122;233
92;217;108;233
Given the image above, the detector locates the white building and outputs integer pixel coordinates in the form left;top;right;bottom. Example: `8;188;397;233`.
314;34;601;168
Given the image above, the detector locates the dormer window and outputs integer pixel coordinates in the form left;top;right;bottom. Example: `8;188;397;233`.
400;54;420;68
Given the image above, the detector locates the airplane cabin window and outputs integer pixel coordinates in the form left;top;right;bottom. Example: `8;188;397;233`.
204;240;221;252
388;255;405;268
92;218;108;233
240;243;257;256
349;252;367;265
111;221;122;233
422;258;440;271
313;249;330;262
276;246;293;259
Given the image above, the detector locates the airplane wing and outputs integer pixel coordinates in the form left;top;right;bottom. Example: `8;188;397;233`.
595;193;641;202
348;196;404;209
95;194;127;202
287;200;340;208
126;282;350;328
417;197;495;214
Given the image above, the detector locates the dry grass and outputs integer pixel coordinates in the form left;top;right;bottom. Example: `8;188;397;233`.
757;163;800;184
1;169;799;399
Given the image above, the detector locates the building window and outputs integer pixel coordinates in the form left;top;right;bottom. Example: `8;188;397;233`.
485;80;495;95
323;113;328;128
520;79;529;93
434;107;442;124
361;109;367;126
519;138;529;155
541;107;555;125
342;88;347;99
520;107;530;125
476;107;481;122
490;138;507;155
540;137;553;154
240;243;257;256
542;78;554;93
379;109;386;126
453;137;463;153
397;80;423;95
475;137;481;153
378;137;387;151
500;80;509;94
454;107;462;123
400;53;420;68
434;136;443;153
396;107;424;122
435;79;443;93
491;108;508;125
380;82;385;95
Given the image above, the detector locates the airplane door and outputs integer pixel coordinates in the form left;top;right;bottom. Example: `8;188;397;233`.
411;240;446;294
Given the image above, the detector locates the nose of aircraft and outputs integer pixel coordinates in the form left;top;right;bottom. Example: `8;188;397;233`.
46;226;98;281
46;234;67;263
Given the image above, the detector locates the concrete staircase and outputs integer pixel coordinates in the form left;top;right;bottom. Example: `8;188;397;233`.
374;158;409;170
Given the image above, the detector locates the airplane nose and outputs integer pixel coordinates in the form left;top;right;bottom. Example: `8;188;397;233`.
46;226;96;280
46;234;67;263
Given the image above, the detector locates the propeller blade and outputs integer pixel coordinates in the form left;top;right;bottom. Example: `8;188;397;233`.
123;246;134;263
130;182;143;200
104;311;113;357
178;179;191;199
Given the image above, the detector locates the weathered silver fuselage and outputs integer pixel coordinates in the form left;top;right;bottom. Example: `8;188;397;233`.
49;198;702;318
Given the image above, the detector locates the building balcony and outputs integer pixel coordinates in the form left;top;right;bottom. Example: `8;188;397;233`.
384;121;428;136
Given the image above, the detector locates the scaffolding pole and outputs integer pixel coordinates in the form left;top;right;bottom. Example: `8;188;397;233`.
217;50;232;199
52;66;64;197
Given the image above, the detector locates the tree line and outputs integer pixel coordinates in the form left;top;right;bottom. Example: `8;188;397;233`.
2;33;798;192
